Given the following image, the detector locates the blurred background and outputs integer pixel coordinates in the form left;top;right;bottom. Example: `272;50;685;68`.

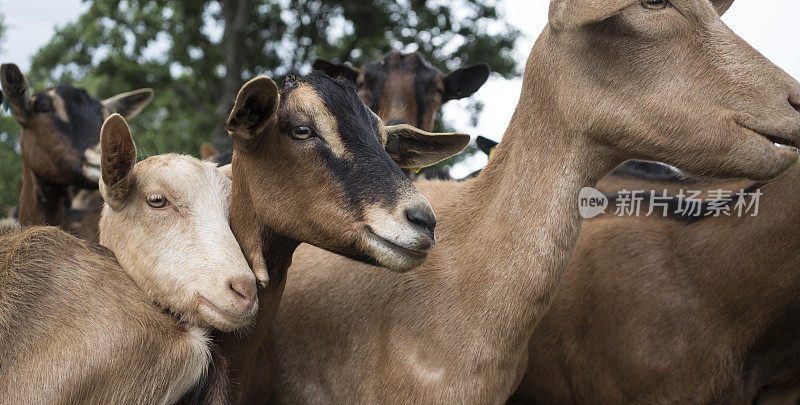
0;0;798;212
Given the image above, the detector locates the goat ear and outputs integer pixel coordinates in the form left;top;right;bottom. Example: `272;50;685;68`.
225;76;279;142
443;64;490;102
0;63;32;127
475;136;499;158
102;88;154;119
549;0;640;30
384;124;470;168
313;59;360;83
712;0;734;15
200;142;220;161
100;114;136;211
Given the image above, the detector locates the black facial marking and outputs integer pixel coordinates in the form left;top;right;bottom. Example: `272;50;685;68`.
301;71;410;210
46;86;105;153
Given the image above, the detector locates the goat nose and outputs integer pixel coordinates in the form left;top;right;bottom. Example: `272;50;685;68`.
228;277;257;304
405;205;436;239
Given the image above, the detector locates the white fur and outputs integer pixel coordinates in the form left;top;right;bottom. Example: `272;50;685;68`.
99;154;257;332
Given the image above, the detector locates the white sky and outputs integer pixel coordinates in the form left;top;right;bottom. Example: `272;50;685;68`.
1;1;798;177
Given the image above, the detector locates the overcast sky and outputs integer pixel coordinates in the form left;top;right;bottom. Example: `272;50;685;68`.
1;1;798;176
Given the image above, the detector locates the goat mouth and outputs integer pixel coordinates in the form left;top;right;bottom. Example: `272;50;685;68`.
364;226;430;259
81;146;103;184
747;126;800;155
197;295;252;324
762;134;800;155
81;162;102;184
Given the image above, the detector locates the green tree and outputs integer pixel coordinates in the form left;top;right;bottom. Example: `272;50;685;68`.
0;14;23;212
0;0;518;207
29;0;518;150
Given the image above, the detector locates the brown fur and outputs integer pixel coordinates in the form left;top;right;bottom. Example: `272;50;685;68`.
509;164;800;404
0;225;210;403
269;0;800;402
210;73;469;402
2;114;257;403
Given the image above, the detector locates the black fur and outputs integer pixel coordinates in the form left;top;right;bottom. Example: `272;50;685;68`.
48;86;105;152
301;71;408;210
610;160;698;183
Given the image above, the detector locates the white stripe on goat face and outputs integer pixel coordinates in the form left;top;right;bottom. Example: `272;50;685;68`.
99;154;257;332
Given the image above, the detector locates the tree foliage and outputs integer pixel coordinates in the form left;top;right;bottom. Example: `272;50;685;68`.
1;0;519;209
0;14;23;212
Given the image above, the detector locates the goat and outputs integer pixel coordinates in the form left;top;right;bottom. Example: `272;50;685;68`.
0;63;153;241
200;71;471;402
269;0;800;402
0;114;255;403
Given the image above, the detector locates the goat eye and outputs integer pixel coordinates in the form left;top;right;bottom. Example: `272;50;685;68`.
640;0;668;9
291;126;313;140
146;194;169;209
34;97;53;113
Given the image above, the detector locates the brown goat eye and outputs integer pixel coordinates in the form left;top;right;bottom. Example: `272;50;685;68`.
641;0;668;9
291;126;313;140
146;194;169;209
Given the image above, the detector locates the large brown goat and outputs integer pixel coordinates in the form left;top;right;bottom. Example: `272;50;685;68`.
269;0;800;402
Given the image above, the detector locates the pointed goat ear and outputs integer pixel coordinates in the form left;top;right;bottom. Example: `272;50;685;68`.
475;136;499;158
0;63;32;127
549;0;640;30
102;88;154;119
384;124;471;168
313;59;360;83
225;76;279;142
99;114;137;211
443;64;490;102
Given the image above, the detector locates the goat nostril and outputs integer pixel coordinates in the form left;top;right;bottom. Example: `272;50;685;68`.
405;207;437;237
228;277;256;303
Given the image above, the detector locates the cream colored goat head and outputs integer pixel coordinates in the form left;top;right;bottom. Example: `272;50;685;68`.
98;114;256;332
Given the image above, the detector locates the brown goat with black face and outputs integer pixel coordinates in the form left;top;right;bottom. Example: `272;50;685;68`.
189;71;471;402
0;63;153;239
315;51;489;132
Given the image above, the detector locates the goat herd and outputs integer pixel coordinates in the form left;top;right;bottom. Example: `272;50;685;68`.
2;0;800;403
